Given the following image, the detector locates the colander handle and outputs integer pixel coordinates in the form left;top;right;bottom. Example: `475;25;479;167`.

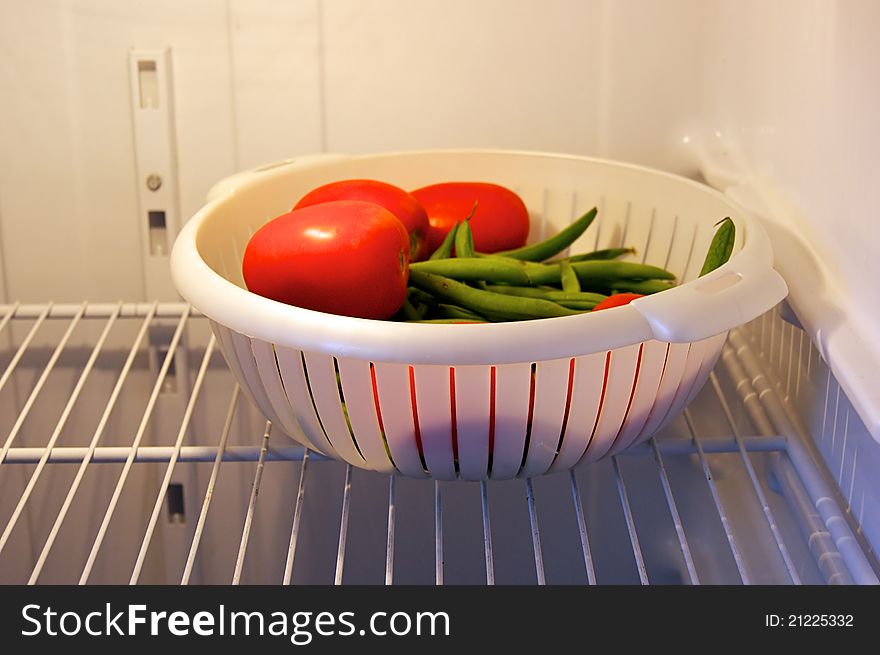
631;234;789;343
205;154;352;202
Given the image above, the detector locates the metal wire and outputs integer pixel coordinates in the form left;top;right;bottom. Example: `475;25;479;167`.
282;449;311;585
28;303;158;584
480;480;495;585
611;457;649;584
79;307;191;584
232;421;272;584
708;372;802;584
0;303;83;466
0;303;120;557
334;465;354;585
683;408;750;584
525;478;545;585
384;474;396;586
181;385;241;584
650;437;700;584
0;303;872;587
130;335;216;584
434;480;443;585
568;470;597;585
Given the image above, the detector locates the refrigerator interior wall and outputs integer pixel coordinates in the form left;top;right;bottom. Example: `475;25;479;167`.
0;1;878;582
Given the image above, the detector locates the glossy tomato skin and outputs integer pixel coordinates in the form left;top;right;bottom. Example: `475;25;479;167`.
592;293;644;311
242;200;410;320
293;179;430;261
410;182;530;254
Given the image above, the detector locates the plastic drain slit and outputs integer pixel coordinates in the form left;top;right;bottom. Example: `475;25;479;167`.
368;363;397;470
300;352;334;452
578;352;612;462
332;357;366;462
449;368;460;476
608;344;644;451
487;366;496;477
517;363;538;475
407;366;429;473
549;359;577;468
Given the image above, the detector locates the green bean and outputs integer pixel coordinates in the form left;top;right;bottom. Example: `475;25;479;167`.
410;257;532;285
560;260;580;292
556;247;636;263
454;218;476;258
609;279;676;295
400;298;426;321
434;303;486;321
409;269;581;320
525;260;676;286
484;285;607;303
556;300;601;310
407;287;435;305
494;207;598;261
699;217;735;276
429;221;460;260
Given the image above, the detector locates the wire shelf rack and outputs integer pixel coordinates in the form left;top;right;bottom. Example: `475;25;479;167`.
0;302;876;585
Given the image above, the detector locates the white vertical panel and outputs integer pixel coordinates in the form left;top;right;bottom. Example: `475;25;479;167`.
520;357;571;478
411;365;456;480
580;342;640;463
549;351;606;472
372;362;426;478
335;357;395;474
453;365;491;481
490;362;532;480
227;0;324;168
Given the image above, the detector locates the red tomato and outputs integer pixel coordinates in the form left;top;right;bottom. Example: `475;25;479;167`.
293;179;430;261
592;293;644;311
242;200;410;319
410;182;530;254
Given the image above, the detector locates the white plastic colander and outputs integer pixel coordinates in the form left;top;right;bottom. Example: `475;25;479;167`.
171;150;787;481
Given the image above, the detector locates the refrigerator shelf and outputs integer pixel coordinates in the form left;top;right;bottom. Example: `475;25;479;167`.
0;302;876;585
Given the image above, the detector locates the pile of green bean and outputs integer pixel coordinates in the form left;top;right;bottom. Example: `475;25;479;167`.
397;210;734;323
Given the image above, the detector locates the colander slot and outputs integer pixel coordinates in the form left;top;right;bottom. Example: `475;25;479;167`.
548;350;607;473
410;365;457;480
451;365;492;481
662;215;679;270
640;209;656;264
638;342;691;439
515;363;538;477
618;201;633;247
521;355;576;476
273;346;338;457
368;363;395;467
488;366;496;476
681;223;700;282
608;344;645;450
610;340;674;455
332;357;366;462
489;362;532;480
249;339;321;452
301;352;367;467
580;344;643;463
578;352;612;464
548;358;577;470
299;352;334;456
370;362;425;477
407;366;429;474
448;368;460;475
593;195;605;250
